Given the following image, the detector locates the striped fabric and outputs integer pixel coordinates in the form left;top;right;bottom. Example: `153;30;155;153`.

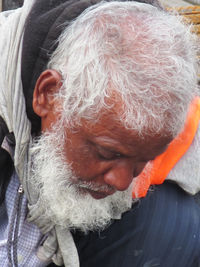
73;182;200;267
0;173;49;267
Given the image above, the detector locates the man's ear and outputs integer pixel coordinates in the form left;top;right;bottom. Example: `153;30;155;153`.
32;69;62;118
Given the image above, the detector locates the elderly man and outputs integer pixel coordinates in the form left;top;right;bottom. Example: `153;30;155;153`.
1;0;200;266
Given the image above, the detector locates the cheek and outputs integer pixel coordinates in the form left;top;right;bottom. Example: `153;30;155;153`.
134;162;148;177
66;149;89;172
64;145;100;178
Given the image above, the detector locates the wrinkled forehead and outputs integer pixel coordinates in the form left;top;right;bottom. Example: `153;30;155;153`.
77;88;173;140
79;109;173;150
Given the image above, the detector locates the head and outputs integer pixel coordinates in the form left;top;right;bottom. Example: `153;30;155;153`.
30;1;198;232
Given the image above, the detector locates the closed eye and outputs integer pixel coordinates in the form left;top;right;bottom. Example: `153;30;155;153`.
96;145;124;161
98;151;123;161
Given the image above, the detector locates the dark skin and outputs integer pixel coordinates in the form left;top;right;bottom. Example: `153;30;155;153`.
33;69;171;199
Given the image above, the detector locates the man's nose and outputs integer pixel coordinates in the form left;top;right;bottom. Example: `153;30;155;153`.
103;161;134;191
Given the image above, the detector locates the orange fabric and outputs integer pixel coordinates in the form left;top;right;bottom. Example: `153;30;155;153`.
132;97;200;198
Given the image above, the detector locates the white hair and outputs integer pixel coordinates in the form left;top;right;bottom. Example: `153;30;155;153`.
48;1;199;138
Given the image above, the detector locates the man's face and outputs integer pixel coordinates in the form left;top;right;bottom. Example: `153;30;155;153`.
31;108;170;232
62;113;170;199
30;116;134;232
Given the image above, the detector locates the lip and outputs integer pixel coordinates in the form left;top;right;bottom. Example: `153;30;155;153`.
86;188;115;199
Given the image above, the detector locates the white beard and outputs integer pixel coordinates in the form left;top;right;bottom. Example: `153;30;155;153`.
30;126;134;233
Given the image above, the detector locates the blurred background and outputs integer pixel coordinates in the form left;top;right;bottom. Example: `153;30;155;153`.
160;0;200;6
0;0;200;11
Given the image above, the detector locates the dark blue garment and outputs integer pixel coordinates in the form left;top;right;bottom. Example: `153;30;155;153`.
70;182;200;267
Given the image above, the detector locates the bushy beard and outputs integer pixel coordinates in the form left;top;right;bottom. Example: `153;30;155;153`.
30;124;133;233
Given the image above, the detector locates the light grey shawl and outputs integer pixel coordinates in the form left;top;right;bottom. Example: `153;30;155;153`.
0;1;79;266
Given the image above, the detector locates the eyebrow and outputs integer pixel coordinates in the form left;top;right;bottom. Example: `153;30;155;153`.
89;137;125;155
90;136;168;162
91;140;161;163
93;136;122;147
90;138;134;159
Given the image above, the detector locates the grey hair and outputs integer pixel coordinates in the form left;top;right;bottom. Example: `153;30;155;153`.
48;1;199;138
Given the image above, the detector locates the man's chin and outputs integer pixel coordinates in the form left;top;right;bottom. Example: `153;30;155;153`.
59;189;132;232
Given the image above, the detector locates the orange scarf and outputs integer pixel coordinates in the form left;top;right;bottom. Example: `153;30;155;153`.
132;97;200;198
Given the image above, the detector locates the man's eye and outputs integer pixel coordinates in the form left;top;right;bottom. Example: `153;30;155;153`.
98;152;122;161
94;144;124;161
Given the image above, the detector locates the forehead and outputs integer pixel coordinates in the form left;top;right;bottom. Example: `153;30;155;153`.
79;112;172;157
